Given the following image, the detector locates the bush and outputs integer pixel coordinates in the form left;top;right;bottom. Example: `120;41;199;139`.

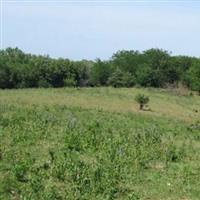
136;65;164;87
38;79;52;88
135;93;150;110
64;78;77;87
107;69;135;88
188;61;200;95
12;162;29;182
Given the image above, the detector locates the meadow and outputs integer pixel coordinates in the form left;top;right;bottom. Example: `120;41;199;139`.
0;87;200;200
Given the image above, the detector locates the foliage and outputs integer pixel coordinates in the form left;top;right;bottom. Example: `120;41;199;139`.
0;87;200;199
188;61;200;94
0;47;199;89
107;68;135;87
38;79;52;88
135;93;150;110
111;50;144;74
136;64;161;87
64;77;77;87
89;59;113;86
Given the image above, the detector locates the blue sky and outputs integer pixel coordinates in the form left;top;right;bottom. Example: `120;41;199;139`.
1;0;200;60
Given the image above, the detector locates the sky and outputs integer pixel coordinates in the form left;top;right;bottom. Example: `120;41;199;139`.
1;0;200;60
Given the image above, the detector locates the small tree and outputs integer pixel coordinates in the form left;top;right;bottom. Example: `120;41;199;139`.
38;79;52;88
188;61;200;95
135;94;150;110
64;78;77;87
107;68;135;88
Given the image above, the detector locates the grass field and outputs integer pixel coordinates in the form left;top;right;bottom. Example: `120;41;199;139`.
0;87;200;200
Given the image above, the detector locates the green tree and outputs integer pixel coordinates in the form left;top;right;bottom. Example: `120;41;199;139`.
64;77;77;87
90;59;112;86
111;50;144;74
0;64;12;88
136;64;164;87
135;94;150;110
0;47;199;90
143;49;172;86
143;48;170;70
188;61;200;95
108;68;135;87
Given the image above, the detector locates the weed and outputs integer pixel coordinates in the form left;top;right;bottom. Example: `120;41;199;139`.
0;87;199;199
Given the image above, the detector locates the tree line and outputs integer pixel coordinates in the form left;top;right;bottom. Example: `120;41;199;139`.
0;47;199;93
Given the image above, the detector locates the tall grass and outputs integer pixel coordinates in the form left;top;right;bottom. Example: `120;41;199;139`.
0;88;200;199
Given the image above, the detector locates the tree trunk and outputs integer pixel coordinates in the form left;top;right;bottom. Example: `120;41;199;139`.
140;104;144;110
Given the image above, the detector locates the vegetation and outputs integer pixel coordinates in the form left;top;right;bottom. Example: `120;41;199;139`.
0;87;200;199
135;94;150;110
0;48;200;93
0;47;200;199
188;61;200;95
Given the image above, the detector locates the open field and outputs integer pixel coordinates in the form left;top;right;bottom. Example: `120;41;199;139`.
0;87;200;200
0;87;200;122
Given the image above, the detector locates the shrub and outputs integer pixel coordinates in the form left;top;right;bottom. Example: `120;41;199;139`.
107;69;135;88
135;93;150;110
12;162;29;182
188;61;200;95
38;79;52;88
64;78;77;87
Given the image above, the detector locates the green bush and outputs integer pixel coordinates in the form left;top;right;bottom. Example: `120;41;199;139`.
0;47;199;90
12;162;29;182
188;61;200;95
107;69;135;88
135;93;150;110
38;79;52;88
64;78;77;87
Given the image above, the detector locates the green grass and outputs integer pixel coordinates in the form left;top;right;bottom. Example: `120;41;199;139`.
0;87;200;200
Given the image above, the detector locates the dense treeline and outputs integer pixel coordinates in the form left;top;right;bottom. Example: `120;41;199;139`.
0;47;199;93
